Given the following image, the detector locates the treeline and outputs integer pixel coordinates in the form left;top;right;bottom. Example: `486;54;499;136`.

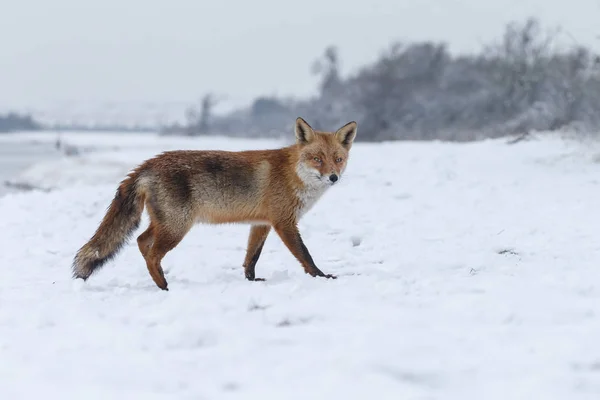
173;18;600;142
0;112;41;133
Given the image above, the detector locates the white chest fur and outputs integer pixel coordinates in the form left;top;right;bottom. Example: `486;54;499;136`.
295;163;329;220
296;185;327;219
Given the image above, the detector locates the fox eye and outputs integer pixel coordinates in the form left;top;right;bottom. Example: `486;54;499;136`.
313;156;322;163
335;157;343;163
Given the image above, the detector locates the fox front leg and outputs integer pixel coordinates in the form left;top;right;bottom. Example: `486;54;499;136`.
243;225;271;281
273;223;336;279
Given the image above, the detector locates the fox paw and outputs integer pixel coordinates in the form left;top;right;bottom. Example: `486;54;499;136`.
245;270;266;282
307;269;337;279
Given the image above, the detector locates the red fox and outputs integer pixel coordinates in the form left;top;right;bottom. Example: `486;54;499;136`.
72;117;358;290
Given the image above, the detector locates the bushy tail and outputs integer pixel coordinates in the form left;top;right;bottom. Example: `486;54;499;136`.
72;171;146;280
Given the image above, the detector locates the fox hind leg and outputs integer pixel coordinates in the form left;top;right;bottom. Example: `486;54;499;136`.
144;226;189;290
243;225;271;281
137;223;155;259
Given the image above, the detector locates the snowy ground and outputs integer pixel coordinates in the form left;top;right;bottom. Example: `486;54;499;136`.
1;131;600;399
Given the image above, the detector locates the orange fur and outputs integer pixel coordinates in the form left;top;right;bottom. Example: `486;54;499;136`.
72;117;358;290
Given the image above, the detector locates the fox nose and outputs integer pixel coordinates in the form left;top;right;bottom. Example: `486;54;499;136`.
329;174;339;183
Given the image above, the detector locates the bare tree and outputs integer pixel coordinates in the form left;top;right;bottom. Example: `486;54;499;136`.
198;93;218;134
311;45;343;97
183;93;219;136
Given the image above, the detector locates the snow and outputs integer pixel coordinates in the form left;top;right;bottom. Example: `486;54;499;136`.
1;131;600;399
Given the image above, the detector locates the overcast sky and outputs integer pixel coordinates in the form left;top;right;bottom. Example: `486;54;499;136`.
1;0;599;114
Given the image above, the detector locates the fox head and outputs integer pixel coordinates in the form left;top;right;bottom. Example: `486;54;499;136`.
294;117;358;188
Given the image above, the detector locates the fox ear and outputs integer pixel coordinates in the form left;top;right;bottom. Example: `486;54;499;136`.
295;117;315;144
335;121;357;148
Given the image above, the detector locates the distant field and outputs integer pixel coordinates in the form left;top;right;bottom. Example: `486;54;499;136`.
0;138;60;196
